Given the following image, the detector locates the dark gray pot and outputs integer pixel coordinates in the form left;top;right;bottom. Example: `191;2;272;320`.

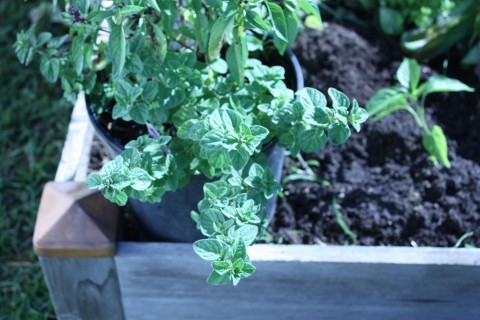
86;49;304;242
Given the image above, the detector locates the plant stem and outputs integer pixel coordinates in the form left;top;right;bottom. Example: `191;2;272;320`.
296;153;315;176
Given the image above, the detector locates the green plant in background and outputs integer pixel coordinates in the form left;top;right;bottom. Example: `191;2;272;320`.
401;0;480;65
354;0;480;65
357;0;456;35
366;58;474;168
15;0;368;285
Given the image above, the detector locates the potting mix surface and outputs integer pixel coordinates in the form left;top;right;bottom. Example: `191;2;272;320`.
269;23;480;247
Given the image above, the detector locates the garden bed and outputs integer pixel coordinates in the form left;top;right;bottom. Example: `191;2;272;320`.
270;22;480;247
34;21;480;320
37;61;480;320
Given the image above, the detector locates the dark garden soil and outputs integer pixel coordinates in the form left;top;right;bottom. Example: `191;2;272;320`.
268;23;480;247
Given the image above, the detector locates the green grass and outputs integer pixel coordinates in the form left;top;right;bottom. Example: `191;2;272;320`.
0;1;72;318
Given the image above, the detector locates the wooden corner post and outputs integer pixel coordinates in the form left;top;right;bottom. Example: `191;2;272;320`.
33;181;125;320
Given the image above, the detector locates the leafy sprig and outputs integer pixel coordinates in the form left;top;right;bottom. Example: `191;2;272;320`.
366;58;474;168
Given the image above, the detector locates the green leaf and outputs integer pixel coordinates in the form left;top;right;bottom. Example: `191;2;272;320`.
103;156;124;175
226;29;248;85
422;125;450;168
304;15;323;30
245;10;270;32
36;32;52;47
267;1;288;42
328;122;351;145
72;0;90;14
200;209;225;236
328;88;350;110
40;56;60;83
232;240;247;260
366;87;408;120
298;128;328;152
284;8;299;44
104;188;128;206
396;58;420;91
110;173;131;189
201;130;225;151
118;5;144;16
142;81;159;102
109;25;126;78
87;10;115;23
86;173;103;190
462;41;480;65
146;0;161;13
297;88;327;111
72;34;84;76
207;270;231;285
298;0;322;24
241;262;256;277
348;100;369;132
193;239;223;260
379;7;404;36
229;147;250;171
129;168;152;191
212;261;232;275
152;24;167;65
233;225;258;246
207;11;235;61
418;75;474;97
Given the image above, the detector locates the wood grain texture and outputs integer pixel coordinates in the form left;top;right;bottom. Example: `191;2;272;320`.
34;181;120;258
39;257;125;320
116;243;480;320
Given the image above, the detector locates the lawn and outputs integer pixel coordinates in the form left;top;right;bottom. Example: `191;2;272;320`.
0;1;72;318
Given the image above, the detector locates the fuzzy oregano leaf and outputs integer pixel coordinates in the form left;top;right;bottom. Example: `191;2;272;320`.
233;224;258;246
348;100;369;132
193;239;223;260
207;270;231;285
328;122;351;145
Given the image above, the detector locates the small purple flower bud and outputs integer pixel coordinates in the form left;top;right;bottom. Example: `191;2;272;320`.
146;122;160;140
161;145;171;156
68;5;86;23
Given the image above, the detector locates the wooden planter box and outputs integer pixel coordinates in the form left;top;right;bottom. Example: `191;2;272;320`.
34;94;480;319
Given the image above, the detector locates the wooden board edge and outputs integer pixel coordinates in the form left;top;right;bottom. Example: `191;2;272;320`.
115;242;480;266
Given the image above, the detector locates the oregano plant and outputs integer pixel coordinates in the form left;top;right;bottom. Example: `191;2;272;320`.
15;0;368;285
366;58;474;168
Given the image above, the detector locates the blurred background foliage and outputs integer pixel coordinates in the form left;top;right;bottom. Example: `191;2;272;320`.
0;1;71;318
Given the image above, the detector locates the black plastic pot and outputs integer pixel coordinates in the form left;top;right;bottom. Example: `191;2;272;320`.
86;48;304;242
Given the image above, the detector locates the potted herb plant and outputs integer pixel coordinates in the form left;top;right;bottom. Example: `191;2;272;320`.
15;0;368;285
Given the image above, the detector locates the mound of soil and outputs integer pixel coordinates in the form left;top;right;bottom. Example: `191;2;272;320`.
270;23;480;247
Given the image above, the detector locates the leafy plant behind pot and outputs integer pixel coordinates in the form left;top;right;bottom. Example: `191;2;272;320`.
366;57;474;168
15;0;368;285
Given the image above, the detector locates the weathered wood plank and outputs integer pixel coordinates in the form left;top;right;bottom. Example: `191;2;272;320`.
40;257;125;320
34;180;124;319
33;181;120;258
116;243;480;320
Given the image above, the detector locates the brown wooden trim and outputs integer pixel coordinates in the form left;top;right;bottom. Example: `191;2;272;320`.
34;181;120;258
